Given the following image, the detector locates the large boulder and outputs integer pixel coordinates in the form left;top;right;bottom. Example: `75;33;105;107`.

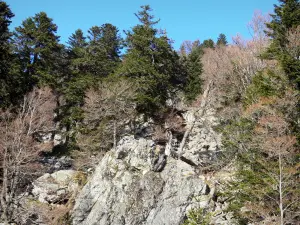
32;170;78;204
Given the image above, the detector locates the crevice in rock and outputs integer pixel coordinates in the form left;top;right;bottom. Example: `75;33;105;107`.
179;156;197;167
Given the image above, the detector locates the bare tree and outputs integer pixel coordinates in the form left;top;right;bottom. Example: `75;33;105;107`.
201;11;275;120
247;10;271;53
75;78;137;168
254;114;299;225
179;40;200;56
0;87;56;224
224;93;299;224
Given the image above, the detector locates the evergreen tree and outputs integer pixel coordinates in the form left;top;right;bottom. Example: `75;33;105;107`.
67;29;87;49
0;1;13;75
0;1;14;107
67;29;88;74
180;40;203;102
0;1;28;108
264;0;300;88
118;5;185;116
13;12;63;87
57;29;89;139
201;39;215;48
86;24;122;77
221;69;300;224
216;33;228;46
60;24;122;142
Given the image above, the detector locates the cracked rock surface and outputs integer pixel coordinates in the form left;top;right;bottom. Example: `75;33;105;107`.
71;107;229;225
71;136;206;225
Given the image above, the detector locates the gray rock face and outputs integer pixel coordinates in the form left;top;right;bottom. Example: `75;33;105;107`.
181;108;222;167
71;105;232;225
53;133;65;146
72;136;207;225
32;170;78;204
39;156;73;172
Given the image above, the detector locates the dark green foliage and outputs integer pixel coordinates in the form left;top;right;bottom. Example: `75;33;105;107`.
59;24;122;145
59;74;93;127
201;39;215;49
182;208;212;225
134;5;160;27
221;65;299;223
223;131;299;224
0;1;13;73
67;29;87;49
13;12;64;88
218;118;256;166
0;0;13;107
67;29;89;75
265;0;300;47
180;40;203;102
243;69;287;107
0;1;24;108
216;33;227;46
264;0;300;88
86;24;122;77
118;5;185;116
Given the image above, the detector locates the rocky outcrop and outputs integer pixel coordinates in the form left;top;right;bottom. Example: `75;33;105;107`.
180;108;222;167
39;156;73;172
71;83;228;225
71;134;226;225
32;170;78;204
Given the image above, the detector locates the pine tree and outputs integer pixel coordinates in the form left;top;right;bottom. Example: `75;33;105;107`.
180;40;203;102
67;29;88;74
68;29;87;49
0;1;13;75
223;109;299;224
201;39;215;48
118;5;185;116
264;0;300;88
59;24;122;143
13;12;63;87
0;1;27;108
216;33;228;46
56;29;89;139
86;24;122;77
0;1;14;107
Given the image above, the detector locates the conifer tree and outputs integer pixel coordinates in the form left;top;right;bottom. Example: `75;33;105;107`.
0;1;13;76
264;0;300;88
0;1;30;108
180;40;203;102
216;33;228;46
68;29;87;49
67;29;88;75
201;39;215;48
60;24;122;141
0;1;15;107
118;5;185;116
86;24;122;77
56;29;89;138
13;12;64;87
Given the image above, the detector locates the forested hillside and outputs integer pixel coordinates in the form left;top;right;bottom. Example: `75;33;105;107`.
0;0;299;224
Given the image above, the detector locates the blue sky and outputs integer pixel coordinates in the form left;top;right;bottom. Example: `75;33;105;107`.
6;0;278;50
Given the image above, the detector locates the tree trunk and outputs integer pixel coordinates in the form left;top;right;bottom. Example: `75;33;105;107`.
1;150;9;225
113;120;117;150
177;81;213;157
279;152;284;225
